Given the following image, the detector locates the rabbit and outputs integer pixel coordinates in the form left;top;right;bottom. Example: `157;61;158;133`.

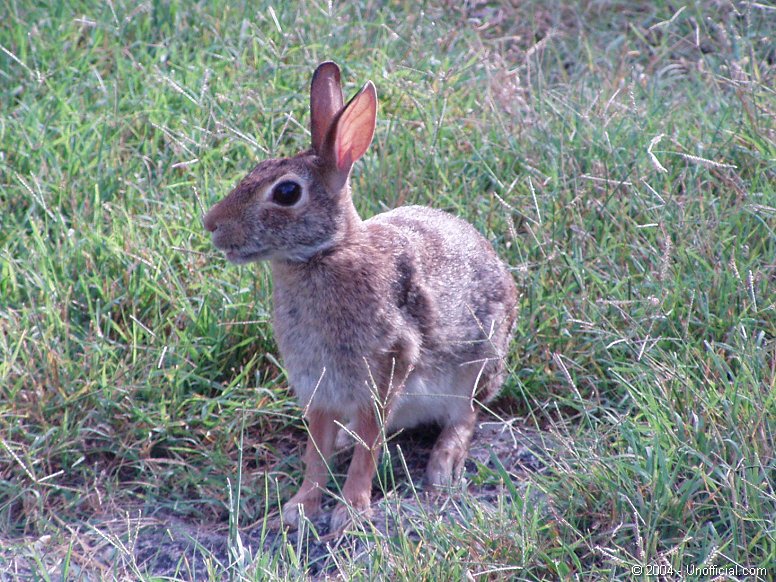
203;62;517;532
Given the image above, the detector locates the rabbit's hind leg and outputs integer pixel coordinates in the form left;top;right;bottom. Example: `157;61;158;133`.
425;404;477;487
424;362;488;486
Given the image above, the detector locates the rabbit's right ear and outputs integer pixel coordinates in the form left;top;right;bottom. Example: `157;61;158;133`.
322;81;377;173
310;62;344;154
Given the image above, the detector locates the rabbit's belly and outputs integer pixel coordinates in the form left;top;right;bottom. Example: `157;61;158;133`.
387;366;479;430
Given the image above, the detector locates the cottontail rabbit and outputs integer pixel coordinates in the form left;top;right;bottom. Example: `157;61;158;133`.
204;62;517;532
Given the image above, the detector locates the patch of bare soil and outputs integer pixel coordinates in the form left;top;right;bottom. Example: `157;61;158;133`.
131;420;548;579
1;420;550;580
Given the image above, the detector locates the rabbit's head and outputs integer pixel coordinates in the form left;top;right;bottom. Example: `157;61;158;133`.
203;62;377;263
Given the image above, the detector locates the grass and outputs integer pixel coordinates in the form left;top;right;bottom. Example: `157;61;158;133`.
1;0;774;579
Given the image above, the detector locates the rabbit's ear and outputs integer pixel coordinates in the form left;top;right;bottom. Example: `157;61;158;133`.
310;62;344;154
324;81;377;173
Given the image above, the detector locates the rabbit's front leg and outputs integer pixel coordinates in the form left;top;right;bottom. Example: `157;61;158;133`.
330;406;382;532
282;408;338;528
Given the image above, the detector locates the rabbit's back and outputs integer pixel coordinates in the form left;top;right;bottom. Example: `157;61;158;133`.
368;206;517;411
369;205;516;356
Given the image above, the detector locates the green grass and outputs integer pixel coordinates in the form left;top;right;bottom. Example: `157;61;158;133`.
1;0;774;579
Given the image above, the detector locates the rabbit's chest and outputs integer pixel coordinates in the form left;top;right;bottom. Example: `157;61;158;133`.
271;290;395;410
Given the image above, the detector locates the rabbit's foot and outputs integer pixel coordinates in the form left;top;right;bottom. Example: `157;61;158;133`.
426;443;467;486
282;490;322;529
426;412;477;486
330;492;372;533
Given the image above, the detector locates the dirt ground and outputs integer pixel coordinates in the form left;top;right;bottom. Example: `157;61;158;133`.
2;419;550;580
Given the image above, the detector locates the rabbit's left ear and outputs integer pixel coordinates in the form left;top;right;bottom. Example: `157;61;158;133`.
310;62;344;154
324;81;377;173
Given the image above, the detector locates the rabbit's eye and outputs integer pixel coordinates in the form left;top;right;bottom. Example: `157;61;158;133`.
271;181;302;206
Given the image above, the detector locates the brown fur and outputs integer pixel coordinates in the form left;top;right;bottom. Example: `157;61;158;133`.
204;62;517;532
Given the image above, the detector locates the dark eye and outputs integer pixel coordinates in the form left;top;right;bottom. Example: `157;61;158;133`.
271;180;302;206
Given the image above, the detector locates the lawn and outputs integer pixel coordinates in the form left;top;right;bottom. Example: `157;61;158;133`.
1;0;774;579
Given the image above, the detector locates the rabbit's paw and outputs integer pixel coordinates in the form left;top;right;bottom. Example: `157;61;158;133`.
330;494;372;533
426;444;466;487
282;490;322;529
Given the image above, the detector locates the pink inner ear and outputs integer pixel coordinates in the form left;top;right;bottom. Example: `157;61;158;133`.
336;148;353;171
333;84;376;171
